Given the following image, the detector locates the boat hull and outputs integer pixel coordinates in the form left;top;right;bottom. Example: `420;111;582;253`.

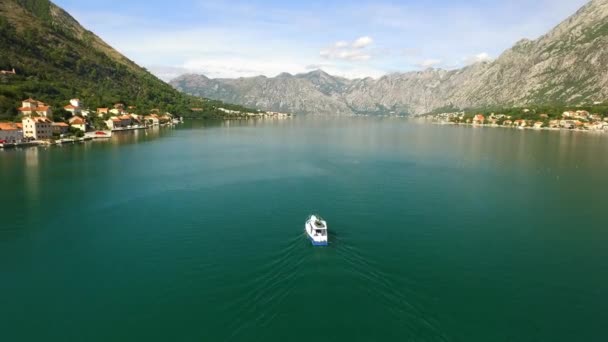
307;234;329;246
305;221;328;246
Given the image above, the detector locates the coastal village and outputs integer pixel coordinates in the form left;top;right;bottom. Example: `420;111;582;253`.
0;97;293;148
0;98;181;148
425;109;608;132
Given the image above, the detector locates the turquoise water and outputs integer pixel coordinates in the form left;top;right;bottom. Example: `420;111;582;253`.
1;119;607;341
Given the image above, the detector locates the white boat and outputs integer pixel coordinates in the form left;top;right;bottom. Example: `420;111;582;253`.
305;215;328;246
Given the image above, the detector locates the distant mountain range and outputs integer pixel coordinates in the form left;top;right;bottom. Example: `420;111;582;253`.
171;0;608;116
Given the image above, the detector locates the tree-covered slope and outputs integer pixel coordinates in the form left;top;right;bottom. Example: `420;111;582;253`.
0;0;258;120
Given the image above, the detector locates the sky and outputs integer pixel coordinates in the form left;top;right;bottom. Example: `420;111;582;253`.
54;0;589;81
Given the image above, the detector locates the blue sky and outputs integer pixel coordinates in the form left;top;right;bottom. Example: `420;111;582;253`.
54;0;589;80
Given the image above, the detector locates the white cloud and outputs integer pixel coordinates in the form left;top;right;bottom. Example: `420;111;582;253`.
63;0;589;80
352;36;374;48
334;41;349;48
320;36;374;62
180;57;310;78
320;49;371;61
464;52;493;65
147;65;191;81
417;59;442;68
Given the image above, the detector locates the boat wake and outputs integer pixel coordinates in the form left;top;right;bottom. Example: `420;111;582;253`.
225;235;308;340
337;243;450;342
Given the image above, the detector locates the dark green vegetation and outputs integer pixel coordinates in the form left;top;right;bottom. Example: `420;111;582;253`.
421;103;608;126
0;0;259;122
458;104;608;123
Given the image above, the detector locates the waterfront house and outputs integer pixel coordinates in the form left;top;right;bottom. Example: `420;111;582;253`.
575;110;590;120
160;114;172;124
69;116;86;132
144;114;160;126
105;116;131;130
590;122;605;131
105;117;121;130
534;122;544;129
18;98;52;117
503;120;513;126
560;120;577;129
130;114;143;125
513;119;526;127
22;117;53;140
0;122;24;143
549;120;560;128
473;114;485;125
119;115;133;126
52;122;70;135
590;114;602;122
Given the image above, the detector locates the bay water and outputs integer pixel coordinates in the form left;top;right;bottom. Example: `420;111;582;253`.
1;118;607;341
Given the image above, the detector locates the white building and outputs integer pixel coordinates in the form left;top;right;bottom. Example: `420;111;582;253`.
69;116;86;132
64;99;82;116
22;117;53;140
144;115;160;126
105;117;129;130
18;98;52;117
97;108;109;117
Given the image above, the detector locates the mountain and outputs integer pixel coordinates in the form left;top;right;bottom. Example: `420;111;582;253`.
171;0;608;116
0;0;256;119
172;71;354;116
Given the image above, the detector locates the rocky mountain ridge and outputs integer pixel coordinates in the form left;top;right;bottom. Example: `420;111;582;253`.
171;0;608;115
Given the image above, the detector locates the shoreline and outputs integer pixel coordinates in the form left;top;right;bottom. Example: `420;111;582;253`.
0;124;175;150
430;121;608;134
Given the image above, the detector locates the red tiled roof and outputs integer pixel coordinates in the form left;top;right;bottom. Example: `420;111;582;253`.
52;122;69;127
0;122;19;131
25;117;52;123
69;117;85;124
18;107;49;112
64;105;77;110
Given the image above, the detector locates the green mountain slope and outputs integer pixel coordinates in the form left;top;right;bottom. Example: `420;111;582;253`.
0;0;257;120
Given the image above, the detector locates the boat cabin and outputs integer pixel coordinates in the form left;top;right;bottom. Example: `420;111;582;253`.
311;216;327;237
